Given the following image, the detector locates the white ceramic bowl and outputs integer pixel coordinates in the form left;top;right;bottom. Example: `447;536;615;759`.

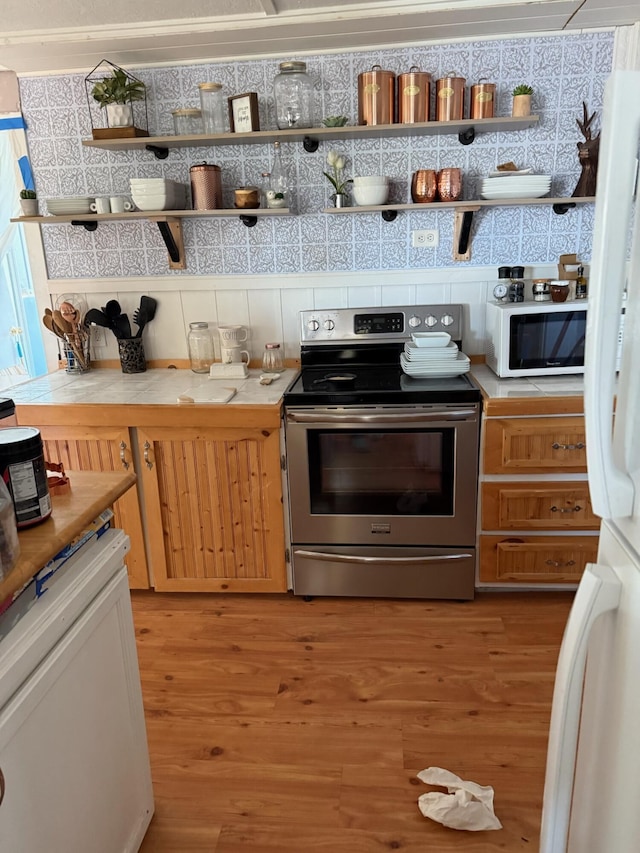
131;197;175;211
353;185;389;206
352;175;389;186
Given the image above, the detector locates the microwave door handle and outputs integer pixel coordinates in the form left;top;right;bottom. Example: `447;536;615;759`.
293;549;473;564
585;71;638;519
286;410;477;424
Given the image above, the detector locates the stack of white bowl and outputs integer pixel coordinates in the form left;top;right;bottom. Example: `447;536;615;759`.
129;179;189;211
46;197;94;215
352;176;389;206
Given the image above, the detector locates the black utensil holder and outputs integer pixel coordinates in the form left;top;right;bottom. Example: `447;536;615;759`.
118;338;146;374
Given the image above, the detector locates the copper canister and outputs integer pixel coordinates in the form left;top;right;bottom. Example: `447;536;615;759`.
470;81;496;119
435;73;466;121
358;65;396;125
189;162;222;210
398;67;431;123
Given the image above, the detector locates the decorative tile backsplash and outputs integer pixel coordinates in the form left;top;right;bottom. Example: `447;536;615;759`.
19;31;612;279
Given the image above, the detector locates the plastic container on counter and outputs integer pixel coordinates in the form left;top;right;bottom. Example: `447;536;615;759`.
0;427;51;529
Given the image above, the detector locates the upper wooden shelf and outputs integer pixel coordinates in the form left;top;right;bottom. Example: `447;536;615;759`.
11;208;292;225
81;115;540;154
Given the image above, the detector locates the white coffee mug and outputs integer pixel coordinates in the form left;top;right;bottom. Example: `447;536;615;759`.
90;197;111;214
221;346;250;364
218;324;248;344
109;197;134;214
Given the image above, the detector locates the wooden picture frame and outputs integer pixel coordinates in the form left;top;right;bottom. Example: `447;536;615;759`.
228;92;260;133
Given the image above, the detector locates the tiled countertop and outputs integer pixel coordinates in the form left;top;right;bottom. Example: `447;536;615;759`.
470;364;585;416
5;367;298;407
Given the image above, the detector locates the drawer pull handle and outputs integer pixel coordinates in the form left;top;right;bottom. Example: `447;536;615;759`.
551;442;585;451
143;440;153;469
0;767;4;807
119;440;130;470
546;559;577;568
550;505;582;513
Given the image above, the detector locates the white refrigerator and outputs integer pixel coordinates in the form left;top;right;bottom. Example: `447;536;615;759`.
540;70;640;852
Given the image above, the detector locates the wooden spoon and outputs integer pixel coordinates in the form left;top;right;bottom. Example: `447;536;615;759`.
53;309;88;369
42;313;65;339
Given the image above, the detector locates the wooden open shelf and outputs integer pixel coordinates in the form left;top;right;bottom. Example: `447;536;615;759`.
322;197;595;215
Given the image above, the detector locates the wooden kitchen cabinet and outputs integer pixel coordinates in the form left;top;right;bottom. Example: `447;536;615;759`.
31;425;150;589
477;399;598;586
137;424;287;592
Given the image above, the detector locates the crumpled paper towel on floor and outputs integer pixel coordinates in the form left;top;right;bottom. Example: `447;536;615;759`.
417;767;502;831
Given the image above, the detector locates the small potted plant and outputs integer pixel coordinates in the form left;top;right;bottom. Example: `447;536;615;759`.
512;84;533;117
19;189;38;217
323;149;353;207
91;66;146;128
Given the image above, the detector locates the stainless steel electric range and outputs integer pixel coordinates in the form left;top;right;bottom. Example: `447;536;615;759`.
283;304;482;600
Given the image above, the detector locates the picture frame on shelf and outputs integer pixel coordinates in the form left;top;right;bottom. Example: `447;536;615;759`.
228;92;260;133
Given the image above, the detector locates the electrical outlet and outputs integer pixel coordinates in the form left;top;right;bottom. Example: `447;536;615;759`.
411;229;439;248
91;326;105;346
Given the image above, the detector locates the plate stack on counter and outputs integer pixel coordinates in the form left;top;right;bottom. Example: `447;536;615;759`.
400;332;470;378
480;170;551;200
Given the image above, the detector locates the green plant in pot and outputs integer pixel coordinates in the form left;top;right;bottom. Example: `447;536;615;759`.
512;84;533;117
91;67;146;128
19;188;38;217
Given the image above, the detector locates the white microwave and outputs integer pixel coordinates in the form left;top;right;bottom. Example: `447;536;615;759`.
485;299;624;378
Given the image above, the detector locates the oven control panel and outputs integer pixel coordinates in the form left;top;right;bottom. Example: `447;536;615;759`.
300;304;463;343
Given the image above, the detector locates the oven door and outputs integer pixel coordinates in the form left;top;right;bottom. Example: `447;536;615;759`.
285;404;480;547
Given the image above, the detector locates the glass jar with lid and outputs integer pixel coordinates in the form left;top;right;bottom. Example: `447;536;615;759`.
198;83;225;134
273;61;314;129
187;322;215;373
172;108;203;136
262;342;284;373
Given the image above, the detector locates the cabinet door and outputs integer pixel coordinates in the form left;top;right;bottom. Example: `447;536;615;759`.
138;425;287;592
479;534;598;583
37;426;149;589
481;481;600;530
484;416;587;474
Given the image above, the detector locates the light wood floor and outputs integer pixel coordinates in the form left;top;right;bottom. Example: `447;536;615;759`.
132;590;574;852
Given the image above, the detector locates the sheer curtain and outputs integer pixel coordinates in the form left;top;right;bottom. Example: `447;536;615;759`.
0;105;47;385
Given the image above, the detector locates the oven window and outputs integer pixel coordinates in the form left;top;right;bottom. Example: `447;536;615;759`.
509;310;586;370
307;428;454;516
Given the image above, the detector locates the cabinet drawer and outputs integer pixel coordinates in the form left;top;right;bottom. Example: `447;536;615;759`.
479;534;598;584
484;416;587;474
481;481;599;530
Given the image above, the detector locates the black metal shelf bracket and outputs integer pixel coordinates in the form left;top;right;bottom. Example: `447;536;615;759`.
457;210;474;255
458;127;475;145
156;221;180;262
381;209;398;222
553;202;576;215
146;144;169;160
239;215;258;228
70;220;98;232
303;136;319;153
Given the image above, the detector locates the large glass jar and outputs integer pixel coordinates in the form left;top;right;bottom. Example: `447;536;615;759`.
273;61;314;129
198;83;225;134
187;322;215;373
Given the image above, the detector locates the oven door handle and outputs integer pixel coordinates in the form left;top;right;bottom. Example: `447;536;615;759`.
286;409;477;424
293;549;473;564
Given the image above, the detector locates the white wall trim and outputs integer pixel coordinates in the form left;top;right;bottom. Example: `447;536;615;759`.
613;22;640;70
44;264;562;295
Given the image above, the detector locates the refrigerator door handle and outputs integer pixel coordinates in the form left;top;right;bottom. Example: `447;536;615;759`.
584;71;639;519
540;563;621;853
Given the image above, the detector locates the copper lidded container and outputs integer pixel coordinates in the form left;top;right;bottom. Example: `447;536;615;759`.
470;80;496;119
435;72;466;121
398;67;431;124
358;65;396;125
189;162;222;210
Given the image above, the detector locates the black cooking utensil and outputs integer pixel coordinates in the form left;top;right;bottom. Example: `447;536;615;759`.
133;295;158;337
115;313;132;340
84;308;112;330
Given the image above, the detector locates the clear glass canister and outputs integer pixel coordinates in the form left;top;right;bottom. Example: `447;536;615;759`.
172;108;203;135
187;322;215;373
262;342;284;373
274;61;314;129
198;83;225;134
266;142;288;209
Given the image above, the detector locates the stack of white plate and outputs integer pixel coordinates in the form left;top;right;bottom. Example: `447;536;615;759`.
129;179;188;211
480;174;551;200
46;197;94;215
401;335;470;378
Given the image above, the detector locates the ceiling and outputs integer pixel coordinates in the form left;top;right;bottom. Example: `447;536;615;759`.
1;0;638;75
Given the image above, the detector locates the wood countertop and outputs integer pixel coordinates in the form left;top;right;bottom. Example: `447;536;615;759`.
0;469;136;604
